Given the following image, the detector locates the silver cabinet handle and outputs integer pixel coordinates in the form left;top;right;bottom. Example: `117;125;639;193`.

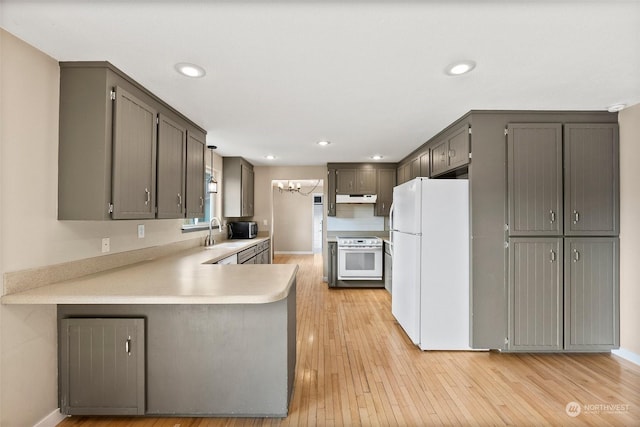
573;210;580;224
550;249;556;262
177;193;182;207
200;196;204;208
550;210;556;223
125;336;131;355
144;188;151;205
573;249;580;262
449;149;456;158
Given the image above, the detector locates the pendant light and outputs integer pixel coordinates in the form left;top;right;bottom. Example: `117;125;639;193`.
207;145;218;194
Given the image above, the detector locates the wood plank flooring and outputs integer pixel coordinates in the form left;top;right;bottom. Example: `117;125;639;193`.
58;254;640;426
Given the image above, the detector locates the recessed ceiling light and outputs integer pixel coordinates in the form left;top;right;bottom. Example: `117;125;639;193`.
371;155;384;160
607;103;626;112
317;140;331;146
265;154;276;160
445;60;476;76
175;62;206;78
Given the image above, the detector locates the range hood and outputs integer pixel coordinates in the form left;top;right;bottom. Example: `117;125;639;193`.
336;194;377;204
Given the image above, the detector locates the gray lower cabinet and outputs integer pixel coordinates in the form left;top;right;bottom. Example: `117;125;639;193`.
327;241;337;287
564;237;619;350
509;238;563;351
238;240;271;264
59;318;145;415
509;237;619;351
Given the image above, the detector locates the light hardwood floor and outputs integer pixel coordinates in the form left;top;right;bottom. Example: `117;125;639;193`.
59;254;640;426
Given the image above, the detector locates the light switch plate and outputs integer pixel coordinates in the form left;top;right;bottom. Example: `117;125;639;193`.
101;238;110;253
137;224;145;238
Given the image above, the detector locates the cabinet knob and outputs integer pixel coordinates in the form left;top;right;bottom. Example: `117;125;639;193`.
448;149;456;158
200;196;204;208
125;336;132;355
550;210;556;223
573;210;580;224
144;188;151;205
550;249;556;262
573;249;580;262
177;193;182;207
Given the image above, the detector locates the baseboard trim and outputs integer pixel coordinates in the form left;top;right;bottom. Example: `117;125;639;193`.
274;251;314;255
33;409;66;427
612;347;640;366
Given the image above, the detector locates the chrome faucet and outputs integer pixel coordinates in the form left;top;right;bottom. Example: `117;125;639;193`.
205;217;222;247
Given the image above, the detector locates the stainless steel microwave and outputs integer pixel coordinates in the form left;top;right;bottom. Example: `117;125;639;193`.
228;221;258;239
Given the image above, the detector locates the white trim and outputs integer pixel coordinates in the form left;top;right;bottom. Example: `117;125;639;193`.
274;251;314;255
33;409;66;427
612;347;640;366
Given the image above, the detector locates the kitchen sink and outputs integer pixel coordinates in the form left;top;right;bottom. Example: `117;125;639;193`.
206;241;248;249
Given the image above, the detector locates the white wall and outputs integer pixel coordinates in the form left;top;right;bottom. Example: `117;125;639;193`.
273;185;320;253
0;29;213;426
618;103;640;357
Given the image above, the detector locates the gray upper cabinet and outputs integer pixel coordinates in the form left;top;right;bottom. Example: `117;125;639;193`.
185;130;206;218
156;114;186;219
327;241;337;287
60;318;145;415
375;169;396;216
111;86;158;219
336;168;375;194
409;157;420;180
396;163;411;185
57;62;206;220
564;237;619;350
509;238;563;351
564;124;619;236
420;152;430;177
327;169;336;216
223;157;254;218
430;124;470;177
507;124;563;236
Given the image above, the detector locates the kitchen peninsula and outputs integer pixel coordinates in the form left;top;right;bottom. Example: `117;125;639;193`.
2;241;297;417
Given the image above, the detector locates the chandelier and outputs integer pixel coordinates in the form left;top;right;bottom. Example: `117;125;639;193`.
276;180;321;196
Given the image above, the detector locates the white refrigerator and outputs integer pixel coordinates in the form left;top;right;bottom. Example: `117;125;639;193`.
391;177;470;350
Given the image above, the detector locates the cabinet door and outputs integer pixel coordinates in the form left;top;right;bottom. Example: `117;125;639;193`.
328;242;337;287
156;114;186;219
564;124;619;236
241;164;254;217
111;86;158;219
384;244;393;293
327;169;337;216
430;141;447;176
447;124;470;170
409;158;420;180
356;169;376;193
507;124;563;236
336;169;356;194
60;318;145;415
509;238;562;351
185;131;205;218
375;169;395;216
564;238;619;350
420;153;430;177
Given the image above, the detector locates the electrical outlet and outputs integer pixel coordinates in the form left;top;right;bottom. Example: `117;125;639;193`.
263;219;268;226
137;224;145;238
101;238;110;253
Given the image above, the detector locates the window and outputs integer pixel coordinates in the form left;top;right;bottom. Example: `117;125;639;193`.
182;167;221;231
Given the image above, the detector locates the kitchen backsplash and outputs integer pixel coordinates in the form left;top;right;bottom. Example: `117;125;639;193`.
327;204;385;231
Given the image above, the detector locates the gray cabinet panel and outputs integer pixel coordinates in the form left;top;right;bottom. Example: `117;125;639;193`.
409;158;420;180
241;163;255;216
336;169;356;194
328;242;337;287
156;114;186;219
223;157;254;218
420;152;430;177
60;318;145;415
358;169;377;193
447;125;470;170
564;237;619;350
430;141;448;176
509;238;562;350
111;86;158;219
186;131;205;218
508;124;563;236
564;124;619;236
375;169;395;216
327;169;336;216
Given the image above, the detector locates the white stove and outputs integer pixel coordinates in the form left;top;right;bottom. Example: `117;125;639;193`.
336;236;383;280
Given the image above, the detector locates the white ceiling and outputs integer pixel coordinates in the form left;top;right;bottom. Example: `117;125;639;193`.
2;1;639;166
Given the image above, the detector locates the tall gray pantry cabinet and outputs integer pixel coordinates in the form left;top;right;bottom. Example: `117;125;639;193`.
58;61;206;220
507;122;619;351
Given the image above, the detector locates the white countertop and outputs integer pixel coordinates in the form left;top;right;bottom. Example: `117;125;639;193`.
1;238;298;305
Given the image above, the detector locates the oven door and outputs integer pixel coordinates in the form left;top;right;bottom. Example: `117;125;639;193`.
338;247;383;280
